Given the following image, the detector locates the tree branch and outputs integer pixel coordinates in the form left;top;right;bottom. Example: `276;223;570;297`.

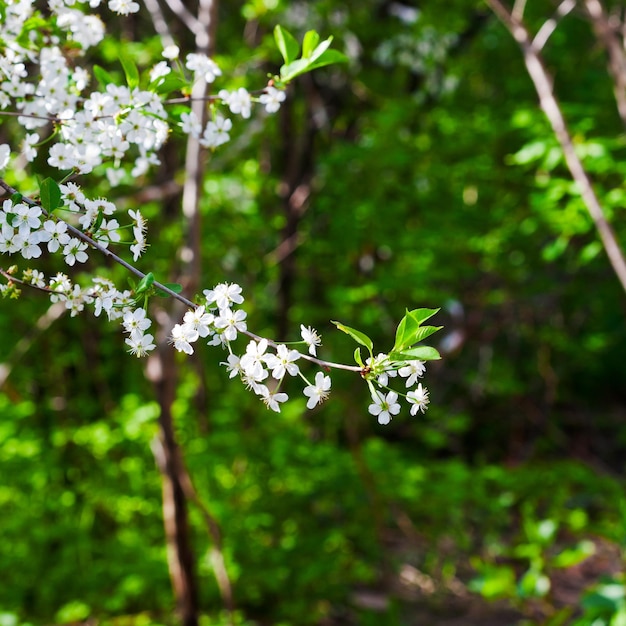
486;0;626;294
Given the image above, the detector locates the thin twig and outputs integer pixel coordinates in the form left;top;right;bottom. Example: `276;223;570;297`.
486;0;626;294
533;0;577;51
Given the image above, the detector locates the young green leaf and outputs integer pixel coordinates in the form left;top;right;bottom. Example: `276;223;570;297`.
274;25;300;64
39;178;62;212
120;55;139;89
393;309;420;352
407;308;440;326
154;74;188;95
302;30;320;58
390;346;442;361
135;272;155;295
306;49;349;72
410;325;443;344
332;321;373;355
156;282;183;297
92;210;104;233
279;58;311;83
354;347;364;368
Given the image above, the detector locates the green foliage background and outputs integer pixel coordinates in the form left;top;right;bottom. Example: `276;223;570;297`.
1;0;626;625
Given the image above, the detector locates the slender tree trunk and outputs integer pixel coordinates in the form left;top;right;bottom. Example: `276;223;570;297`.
151;345;199;626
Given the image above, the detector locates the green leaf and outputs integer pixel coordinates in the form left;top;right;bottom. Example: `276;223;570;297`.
274;25;299;64
280;58;311;83
390;346;442;361
93;64;115;88
135;272;155;295
120;55;139;89
156;282;183;297
10;193;22;204
393;310;420;352
354;347;364;368
153;74;188;94
302;31;320;58
306;49;349;72
92;210;104;232
332;321;373;355
411;325;443;344
408;308;440;325
39;178;61;212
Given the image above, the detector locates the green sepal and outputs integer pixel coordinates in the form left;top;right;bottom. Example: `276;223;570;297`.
156;282;183;297
274;25;299;64
332;320;373;356
135;272;155;295
39;178;62;212
389;345;441;361
120;55;139;89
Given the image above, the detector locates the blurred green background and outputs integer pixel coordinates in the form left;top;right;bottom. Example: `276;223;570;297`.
1;1;626;625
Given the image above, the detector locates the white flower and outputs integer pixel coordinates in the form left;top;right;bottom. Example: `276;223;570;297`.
108;0;140;15
123;308;151;334
179;111;202;137
63;238;88;265
204;283;244;310
182;305;214;337
368;390;401;425
185;53;221;83
162;45;180;60
398;360;426;387
199;115;232;148
407;383;429;415
259;86;286;113
265;344;300;379
213;307;247;342
240;338;270;379
222;353;243;379
219;87;252;119
303;372;331;409
260;388;289;413
171;323;198;355
300;324;322;356
126;332;156;357
149;61;170;83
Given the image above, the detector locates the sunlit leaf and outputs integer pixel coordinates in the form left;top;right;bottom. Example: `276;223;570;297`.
39;178;61;212
274;25;299;64
332;321;373;355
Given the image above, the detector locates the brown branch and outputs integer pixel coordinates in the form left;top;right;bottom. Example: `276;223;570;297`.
486;0;626;294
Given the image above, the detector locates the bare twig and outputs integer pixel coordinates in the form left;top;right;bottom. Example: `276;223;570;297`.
533;0;577;51
486;0;626;294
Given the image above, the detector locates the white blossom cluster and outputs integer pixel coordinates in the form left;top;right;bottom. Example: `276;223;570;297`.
0;0;287;187
169;283;331;413
0;0;435;422
0;182;147;263
365;352;430;424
